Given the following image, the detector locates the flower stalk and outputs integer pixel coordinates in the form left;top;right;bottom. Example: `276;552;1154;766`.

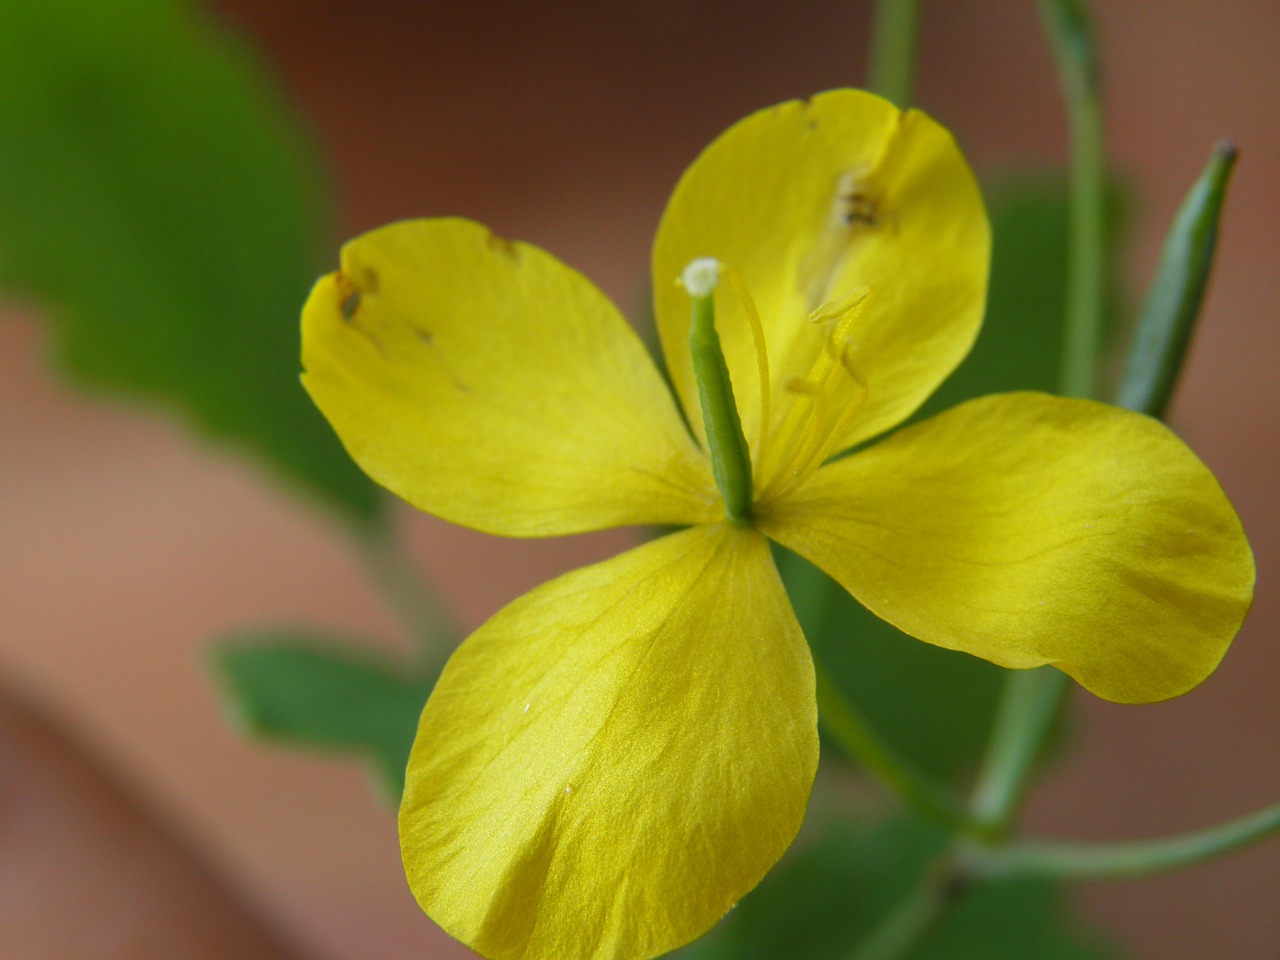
963;801;1280;881
967;666;1067;840
1041;0;1105;401
354;503;456;661
814;659;974;836
868;0;921;106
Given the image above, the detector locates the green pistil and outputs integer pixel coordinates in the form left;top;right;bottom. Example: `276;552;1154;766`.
684;258;753;522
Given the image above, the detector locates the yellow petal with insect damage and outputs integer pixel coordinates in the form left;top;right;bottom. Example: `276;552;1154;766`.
302;219;718;536
652;89;990;481
400;524;817;960
759;392;1254;703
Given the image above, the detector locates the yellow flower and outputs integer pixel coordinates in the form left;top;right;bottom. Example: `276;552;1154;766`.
300;90;1253;960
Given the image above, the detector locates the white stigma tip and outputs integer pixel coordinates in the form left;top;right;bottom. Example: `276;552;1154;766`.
681;257;721;298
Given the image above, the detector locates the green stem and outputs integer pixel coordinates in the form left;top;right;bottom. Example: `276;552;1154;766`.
1039;0;1105;400
964;801;1280;881
847;863;954;960
868;0;921;106
815;659;975;836
968;0;1104;842
354;504;456;662
967;667;1066;839
776;547;976;835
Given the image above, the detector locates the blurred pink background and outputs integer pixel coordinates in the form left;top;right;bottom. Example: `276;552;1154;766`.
1;0;1277;957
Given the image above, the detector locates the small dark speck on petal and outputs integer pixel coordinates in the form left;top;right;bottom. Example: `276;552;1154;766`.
799;96;819;129
485;230;519;260
341;290;361;321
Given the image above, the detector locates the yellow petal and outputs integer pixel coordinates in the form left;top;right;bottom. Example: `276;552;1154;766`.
759;393;1254;703
652;89;990;488
400;525;817;960
302;219;718;536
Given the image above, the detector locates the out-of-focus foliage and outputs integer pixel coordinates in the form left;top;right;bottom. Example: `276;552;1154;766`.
676;818;1116;960
212;635;434;799
0;0;379;520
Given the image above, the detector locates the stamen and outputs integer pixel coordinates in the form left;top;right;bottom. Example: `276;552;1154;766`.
723;266;771;474
759;287;873;502
784;378;821;396
809;285;871;328
809;342;870;467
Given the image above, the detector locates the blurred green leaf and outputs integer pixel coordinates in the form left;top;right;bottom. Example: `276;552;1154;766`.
676;818;1116;960
675;818;948;960
917;177;1073;416
781;547;1006;784
211;635;431;800
0;0;378;520
922;173;1129;415
910;876;1117;960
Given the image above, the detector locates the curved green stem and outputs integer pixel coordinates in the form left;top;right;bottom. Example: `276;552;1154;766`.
868;0;921;106
967;667;1067;839
354;503;456;662
1039;0;1105;401
815;659;975;836
964;801;1280;881
847;866;952;960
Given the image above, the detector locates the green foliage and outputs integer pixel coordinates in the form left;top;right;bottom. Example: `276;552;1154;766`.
0;0;379;520
676;818;1116;960
910;876;1117;960
211;635;432;800
677;818;947;960
779;546;1004;783
918;177;1074;418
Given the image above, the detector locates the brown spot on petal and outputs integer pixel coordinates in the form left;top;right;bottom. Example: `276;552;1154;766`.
839;190;878;228
796;169;879;310
340;289;361;320
332;269;389;357
484;229;519;260
334;270;358;318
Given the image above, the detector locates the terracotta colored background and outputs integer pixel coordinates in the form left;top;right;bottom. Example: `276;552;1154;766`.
2;1;1277;957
